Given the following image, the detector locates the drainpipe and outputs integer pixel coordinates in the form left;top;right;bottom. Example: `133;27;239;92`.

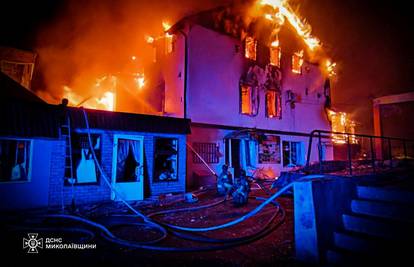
178;29;188;119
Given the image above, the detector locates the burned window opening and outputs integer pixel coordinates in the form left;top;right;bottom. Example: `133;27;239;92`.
154;138;178;182
245;36;257;61
165;34;175;54
67;133;101;185
0;138;31;182
269;46;281;67
265;90;282;119
192;143;219;164
292;51;304;74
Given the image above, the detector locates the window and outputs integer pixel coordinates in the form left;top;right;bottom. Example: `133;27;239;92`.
192;143;219;164
258;135;281;164
165;33;174;54
283;141;304;167
66;133;101;185
245;36;257;60
1;60;34;89
266;90;282;119
0;139;31;182
154;138;178;182
240;84;253;115
270;46;281;67
292;50;304;74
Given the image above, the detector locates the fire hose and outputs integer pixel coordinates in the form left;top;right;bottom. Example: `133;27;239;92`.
20;108;322;251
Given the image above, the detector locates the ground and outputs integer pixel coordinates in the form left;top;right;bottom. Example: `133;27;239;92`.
0;183;298;267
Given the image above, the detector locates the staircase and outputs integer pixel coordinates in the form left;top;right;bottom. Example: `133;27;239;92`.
326;185;414;266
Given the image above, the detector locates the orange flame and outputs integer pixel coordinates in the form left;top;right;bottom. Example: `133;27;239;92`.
259;0;321;51
162;21;171;32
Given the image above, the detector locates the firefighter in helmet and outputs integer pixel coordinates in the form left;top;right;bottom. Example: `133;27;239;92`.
217;164;233;198
232;169;250;206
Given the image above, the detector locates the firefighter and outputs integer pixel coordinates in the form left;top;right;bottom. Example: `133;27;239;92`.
232;169;250;206
217;164;233;198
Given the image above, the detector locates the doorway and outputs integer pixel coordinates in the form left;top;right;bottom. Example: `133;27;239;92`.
111;135;144;201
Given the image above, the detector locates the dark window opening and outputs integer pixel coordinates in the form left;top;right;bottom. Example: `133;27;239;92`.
154;138;178;182
0;139;31;182
192;143;219;164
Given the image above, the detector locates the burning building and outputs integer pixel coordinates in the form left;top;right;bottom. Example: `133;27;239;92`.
150;0;337;187
0;0;342;208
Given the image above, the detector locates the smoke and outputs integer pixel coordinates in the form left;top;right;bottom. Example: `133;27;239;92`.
34;0;230;106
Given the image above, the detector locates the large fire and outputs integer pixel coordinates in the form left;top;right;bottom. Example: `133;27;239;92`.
258;0;336;76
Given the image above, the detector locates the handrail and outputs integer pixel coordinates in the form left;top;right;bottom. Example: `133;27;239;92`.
305;129;414;175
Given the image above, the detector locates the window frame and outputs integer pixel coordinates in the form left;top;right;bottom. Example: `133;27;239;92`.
269;46;281;67
291;51;304;74
282;140;305;167
65;132;102;186
265;89;282;119
244;36;257;61
153;137;179;183
240;83;253;115
0;137;33;184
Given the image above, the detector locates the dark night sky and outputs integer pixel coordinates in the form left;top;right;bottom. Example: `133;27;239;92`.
1;0;413;134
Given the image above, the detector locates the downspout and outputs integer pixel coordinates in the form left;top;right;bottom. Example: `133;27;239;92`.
178;29;188;119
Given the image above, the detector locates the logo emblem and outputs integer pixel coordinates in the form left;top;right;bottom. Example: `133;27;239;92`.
23;233;43;253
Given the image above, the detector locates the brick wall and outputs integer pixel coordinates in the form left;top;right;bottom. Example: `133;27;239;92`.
48;130;186;207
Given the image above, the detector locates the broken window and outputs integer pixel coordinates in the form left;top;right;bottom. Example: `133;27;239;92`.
1;60;34;89
265;90;282;119
269;46;281;67
0;138;31;182
68;133;101;185
154;138;178;182
240;84;253;115
245;36;257;60
192;143;219;164
282;141;304;167
292;51;304;74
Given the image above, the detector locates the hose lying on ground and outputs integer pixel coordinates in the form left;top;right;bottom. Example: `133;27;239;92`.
25;108;320;250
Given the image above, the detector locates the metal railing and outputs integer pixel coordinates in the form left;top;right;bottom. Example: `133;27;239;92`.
305;129;414;176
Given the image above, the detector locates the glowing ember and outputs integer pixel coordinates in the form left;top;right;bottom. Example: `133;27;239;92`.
131;55;137;61
259;0;321;51
145;35;155;44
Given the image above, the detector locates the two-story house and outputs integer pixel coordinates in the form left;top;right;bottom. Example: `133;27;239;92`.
152;4;334;188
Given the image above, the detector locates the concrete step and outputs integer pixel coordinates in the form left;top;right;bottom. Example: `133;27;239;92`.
333;231;388;254
325;249;364;267
357;186;414;205
342;214;413;240
325;246;408;267
351;199;414;222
